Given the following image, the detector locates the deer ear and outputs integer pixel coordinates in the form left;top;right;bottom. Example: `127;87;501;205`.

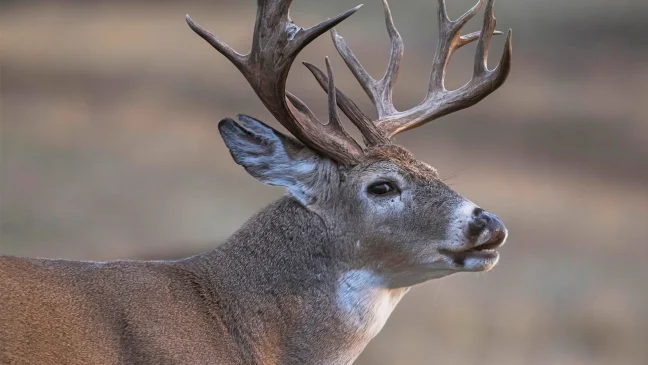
219;115;332;204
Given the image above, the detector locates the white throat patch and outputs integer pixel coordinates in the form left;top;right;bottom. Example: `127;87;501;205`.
336;270;406;339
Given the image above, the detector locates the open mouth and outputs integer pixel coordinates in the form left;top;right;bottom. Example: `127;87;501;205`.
466;240;504;252
440;234;506;267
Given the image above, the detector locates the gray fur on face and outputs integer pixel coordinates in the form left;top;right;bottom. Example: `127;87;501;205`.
221;118;471;286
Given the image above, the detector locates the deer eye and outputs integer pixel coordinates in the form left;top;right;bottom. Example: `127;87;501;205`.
368;182;396;195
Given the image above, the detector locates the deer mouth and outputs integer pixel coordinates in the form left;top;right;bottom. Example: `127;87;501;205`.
448;231;506;254
440;234;506;269
442;245;499;261
468;239;505;252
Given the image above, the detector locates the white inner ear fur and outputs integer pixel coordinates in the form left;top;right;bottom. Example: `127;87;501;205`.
239;147;317;204
227;119;326;205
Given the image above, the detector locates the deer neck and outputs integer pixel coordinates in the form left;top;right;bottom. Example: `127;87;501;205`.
183;197;407;365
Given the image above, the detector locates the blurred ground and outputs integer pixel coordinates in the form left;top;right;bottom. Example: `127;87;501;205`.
1;0;647;364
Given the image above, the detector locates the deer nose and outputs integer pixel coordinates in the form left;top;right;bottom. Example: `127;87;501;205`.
468;208;507;244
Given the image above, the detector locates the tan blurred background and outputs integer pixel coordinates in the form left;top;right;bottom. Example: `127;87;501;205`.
1;0;647;364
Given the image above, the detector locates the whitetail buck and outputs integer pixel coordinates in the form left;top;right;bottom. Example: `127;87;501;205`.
0;0;511;364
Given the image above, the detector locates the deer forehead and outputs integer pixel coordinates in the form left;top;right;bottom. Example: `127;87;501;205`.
352;144;439;181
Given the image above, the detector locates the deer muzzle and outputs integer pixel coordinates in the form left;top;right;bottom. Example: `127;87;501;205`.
467;208;508;250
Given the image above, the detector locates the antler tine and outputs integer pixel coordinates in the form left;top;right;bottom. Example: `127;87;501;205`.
303;62;389;146
325;58;343;131
187;1;364;165
380;0;404;104
428;0;484;92
286;58;372;150
186;15;247;73
474;0;512;78
457;29;503;49
331;0;404;119
474;0;497;75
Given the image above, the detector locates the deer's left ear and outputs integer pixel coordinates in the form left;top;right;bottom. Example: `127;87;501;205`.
218;115;338;205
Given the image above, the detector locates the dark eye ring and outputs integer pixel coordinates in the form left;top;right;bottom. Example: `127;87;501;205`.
368;181;396;195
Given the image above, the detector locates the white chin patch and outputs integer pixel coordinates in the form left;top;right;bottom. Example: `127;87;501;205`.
463;254;500;272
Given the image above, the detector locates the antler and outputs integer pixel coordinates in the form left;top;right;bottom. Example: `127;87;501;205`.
309;0;512;139
186;1;366;165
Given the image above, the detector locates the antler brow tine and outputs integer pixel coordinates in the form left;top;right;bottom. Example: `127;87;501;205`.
303;62;389;147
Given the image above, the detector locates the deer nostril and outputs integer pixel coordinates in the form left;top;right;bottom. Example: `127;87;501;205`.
472;207;484;218
468;208;490;236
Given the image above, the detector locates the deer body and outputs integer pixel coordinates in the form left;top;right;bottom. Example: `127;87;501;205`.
1;0;512;363
2;198;406;365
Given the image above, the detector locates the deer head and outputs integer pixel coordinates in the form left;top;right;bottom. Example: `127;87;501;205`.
187;0;511;287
